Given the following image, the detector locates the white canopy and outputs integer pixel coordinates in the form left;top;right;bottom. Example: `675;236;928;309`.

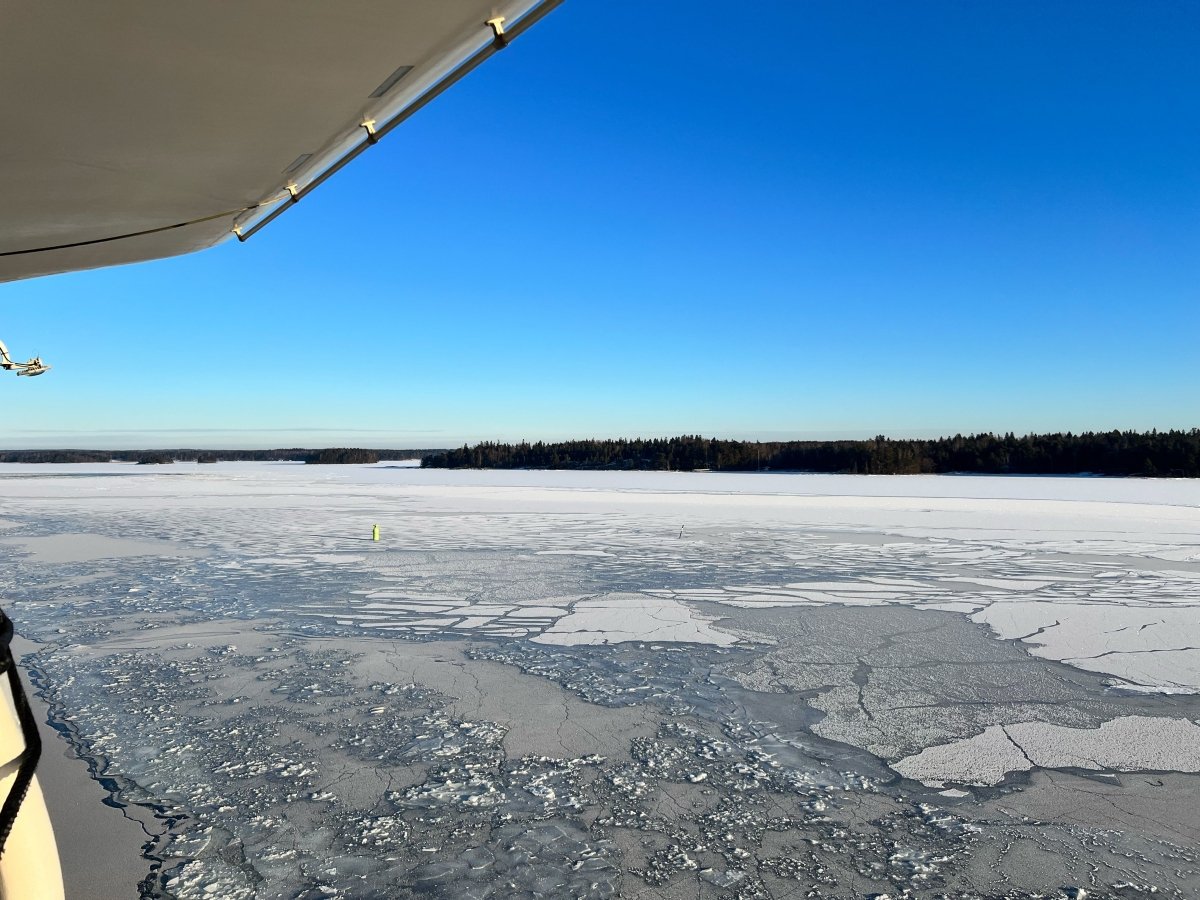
0;1;554;283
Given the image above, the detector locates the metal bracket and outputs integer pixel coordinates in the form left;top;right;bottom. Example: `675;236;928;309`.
286;183;300;203
361;119;379;144
233;0;564;244
232;224;246;242
486;16;508;49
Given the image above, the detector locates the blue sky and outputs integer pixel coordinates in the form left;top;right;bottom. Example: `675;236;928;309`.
3;1;1197;449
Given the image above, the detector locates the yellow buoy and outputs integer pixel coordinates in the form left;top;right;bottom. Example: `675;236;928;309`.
372;524;380;542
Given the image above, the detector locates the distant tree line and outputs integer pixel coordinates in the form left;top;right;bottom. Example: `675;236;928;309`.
0;448;443;465
135;453;175;465
304;448;379;465
421;431;1200;477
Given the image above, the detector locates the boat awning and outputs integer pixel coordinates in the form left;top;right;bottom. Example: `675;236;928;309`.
0;1;557;284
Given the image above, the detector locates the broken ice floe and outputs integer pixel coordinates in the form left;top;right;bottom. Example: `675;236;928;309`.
894;715;1200;786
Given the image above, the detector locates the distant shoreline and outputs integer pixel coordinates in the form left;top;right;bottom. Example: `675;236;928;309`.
0;448;445;465
0;461;1193;482
1;429;1197;477
420;431;1200;479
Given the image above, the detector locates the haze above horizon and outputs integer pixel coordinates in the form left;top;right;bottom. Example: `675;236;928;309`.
2;1;1196;449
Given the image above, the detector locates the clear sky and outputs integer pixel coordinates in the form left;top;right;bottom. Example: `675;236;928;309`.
3;1;1197;449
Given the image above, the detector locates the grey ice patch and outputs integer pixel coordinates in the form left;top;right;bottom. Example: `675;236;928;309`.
0;533;205;564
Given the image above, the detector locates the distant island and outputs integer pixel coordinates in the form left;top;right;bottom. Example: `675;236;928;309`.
422;431;1200;477
0;448;443;465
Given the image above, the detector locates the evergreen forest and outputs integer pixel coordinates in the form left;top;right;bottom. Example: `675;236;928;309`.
421;431;1200;477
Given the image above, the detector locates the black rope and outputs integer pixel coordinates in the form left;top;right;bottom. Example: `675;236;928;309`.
0;609;41;858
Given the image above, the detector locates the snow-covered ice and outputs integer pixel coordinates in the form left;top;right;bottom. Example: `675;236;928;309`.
533;592;738;646
894;716;1200;786
1;463;1199;899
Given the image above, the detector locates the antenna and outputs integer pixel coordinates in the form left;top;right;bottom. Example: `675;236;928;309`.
0;337;50;377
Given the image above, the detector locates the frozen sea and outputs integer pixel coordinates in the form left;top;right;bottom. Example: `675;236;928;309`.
1;462;1198;899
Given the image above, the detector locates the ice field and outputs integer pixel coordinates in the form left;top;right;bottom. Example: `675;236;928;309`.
1;463;1198;898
